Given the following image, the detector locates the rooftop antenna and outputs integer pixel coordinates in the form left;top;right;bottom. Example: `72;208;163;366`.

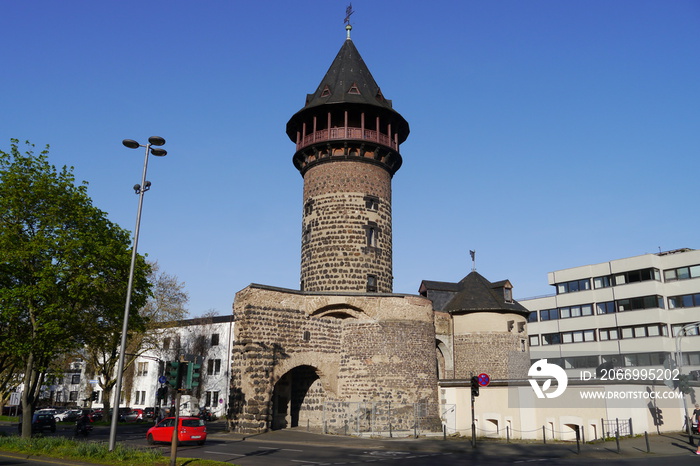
344;3;354;39
470;250;476;272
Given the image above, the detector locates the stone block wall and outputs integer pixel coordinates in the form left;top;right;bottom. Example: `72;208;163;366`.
453;332;530;380
301;160;393;293
229;285;438;433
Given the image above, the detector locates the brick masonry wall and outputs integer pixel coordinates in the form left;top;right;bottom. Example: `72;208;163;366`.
453;332;530;380
229;286;438;433
301;160;393;293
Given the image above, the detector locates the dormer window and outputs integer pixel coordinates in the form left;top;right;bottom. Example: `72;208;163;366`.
320;85;332;98
347;82;361;95
504;286;513;303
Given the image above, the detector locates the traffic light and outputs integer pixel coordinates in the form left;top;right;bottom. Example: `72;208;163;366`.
185;362;202;389
157;386;168;401
167;361;184;389
91;392;98;402
655;407;663;426
471;376;480;397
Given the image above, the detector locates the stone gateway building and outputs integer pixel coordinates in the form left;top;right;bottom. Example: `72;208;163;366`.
228;26;530;434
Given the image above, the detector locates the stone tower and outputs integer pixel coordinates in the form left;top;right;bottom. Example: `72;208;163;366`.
286;25;409;294
229;25;438;434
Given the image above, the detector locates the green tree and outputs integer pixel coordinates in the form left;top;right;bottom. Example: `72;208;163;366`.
0;139;150;437
82;261;188;421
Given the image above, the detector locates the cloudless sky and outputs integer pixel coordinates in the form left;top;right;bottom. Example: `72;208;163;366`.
2;1;698;316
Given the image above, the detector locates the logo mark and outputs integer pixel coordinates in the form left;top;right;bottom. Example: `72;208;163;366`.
528;359;568;399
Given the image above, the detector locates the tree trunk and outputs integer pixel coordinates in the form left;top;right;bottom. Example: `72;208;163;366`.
20;353;36;438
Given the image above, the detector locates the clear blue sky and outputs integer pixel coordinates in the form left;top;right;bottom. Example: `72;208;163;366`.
2;1;698;316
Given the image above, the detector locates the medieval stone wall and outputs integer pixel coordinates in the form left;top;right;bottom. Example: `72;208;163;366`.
301;160;393;293
229;285;438;433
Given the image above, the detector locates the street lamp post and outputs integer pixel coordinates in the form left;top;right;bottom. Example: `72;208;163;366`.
108;136;167;451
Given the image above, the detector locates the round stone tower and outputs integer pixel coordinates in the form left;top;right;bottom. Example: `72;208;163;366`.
286;26;409;293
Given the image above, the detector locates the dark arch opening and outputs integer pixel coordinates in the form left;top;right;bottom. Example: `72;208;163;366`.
271;365;321;430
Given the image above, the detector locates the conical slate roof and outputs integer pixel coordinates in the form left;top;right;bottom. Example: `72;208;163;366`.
438;271;529;316
286;37;409;143
303;38;395;110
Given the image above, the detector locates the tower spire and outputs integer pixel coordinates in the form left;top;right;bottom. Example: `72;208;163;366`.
344;3;354;39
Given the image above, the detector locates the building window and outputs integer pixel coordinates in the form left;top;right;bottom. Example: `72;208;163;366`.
367;274;378;292
596;301;616;315
136;361;148;377
365;222;379;247
541;333;561;345
668;293;700;309
504;287;513;303
303;226;311;244
593;275;612;289
618;323;668;339
556;279;591;294
364;195;379;211
69;391;78;402
211;333;220;346
672;323;700;337
560;304;593;319
599;327;620;341
163;337;171;351
528;312;538;323
539;309;559;321
529;335;540;347
561;329;596;344
612;267;661;286
617;295;664;312
71;374;80;385
664;264;700;282
304;200;314;216
303;330;311;341
207;359;222;376
517;322;525;333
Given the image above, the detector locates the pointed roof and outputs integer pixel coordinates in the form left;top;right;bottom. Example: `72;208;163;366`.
302;38;395;110
421;271;529;316
286;37;409;143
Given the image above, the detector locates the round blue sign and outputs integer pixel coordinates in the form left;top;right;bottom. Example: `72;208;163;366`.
158;375;167;384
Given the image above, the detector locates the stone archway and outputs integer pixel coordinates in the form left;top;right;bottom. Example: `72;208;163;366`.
271;365;323;430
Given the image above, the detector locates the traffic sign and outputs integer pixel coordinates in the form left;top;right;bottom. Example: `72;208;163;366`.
477;373;490;387
158;375;167;384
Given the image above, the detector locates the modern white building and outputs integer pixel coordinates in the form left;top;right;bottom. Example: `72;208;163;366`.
522;248;700;378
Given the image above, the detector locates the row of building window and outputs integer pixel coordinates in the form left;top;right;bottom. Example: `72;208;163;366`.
554;264;700;295
529;295;665;322
531;352;673;370
304;195;380;217
530;322;700;347
530;322;671;346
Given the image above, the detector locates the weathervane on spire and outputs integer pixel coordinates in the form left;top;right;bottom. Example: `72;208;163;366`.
470;250;476;272
344;3;354;39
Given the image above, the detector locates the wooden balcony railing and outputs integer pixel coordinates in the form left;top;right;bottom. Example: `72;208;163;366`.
297;127;397;151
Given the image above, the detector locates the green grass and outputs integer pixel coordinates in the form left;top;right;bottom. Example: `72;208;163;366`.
0;435;235;466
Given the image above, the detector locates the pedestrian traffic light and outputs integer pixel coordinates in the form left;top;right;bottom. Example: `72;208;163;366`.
185;362;202;389
167;361;183;389
157;386;168;401
471;376;480;397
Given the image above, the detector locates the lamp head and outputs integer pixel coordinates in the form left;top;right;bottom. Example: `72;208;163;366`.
150;148;167;157
148;136;166;146
122;139;140;149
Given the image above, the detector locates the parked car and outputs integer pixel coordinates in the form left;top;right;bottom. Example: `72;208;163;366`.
90;409;103;421
18;412;57;433
144;407;156;419
55;409;82;422
146;417;207;445
123;408;144;422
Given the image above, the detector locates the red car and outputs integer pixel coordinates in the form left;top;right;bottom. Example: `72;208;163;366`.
146;417;207;445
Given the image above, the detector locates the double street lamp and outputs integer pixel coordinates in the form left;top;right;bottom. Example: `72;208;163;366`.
108;137;167;451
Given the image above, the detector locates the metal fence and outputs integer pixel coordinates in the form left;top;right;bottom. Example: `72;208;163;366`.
321;401;455;437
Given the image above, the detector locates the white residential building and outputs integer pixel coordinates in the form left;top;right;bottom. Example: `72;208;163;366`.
521;248;700;377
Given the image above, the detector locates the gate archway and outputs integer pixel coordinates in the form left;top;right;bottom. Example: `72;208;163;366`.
271;365;322;430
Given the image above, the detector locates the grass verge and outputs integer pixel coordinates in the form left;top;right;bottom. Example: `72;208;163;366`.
0;435;234;466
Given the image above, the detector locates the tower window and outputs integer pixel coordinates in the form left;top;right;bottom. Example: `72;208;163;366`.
304;200;313;216
364;195;379;211
303;226;311;244
367;274;378;292
367;226;377;247
303;330;311;342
